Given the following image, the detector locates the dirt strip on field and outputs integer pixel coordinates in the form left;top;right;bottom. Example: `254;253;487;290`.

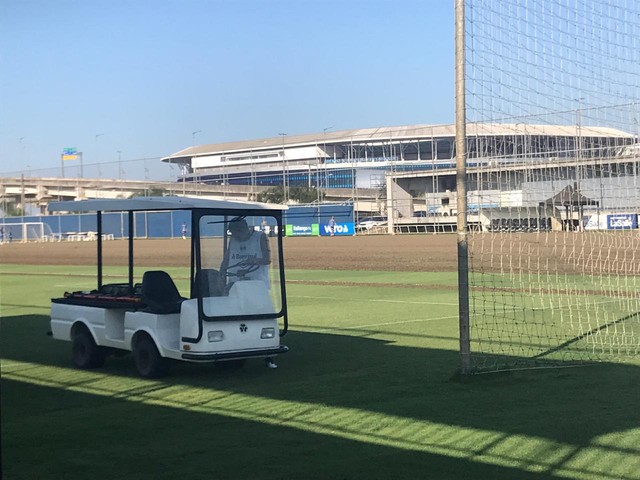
2;231;638;276
0;235;458;272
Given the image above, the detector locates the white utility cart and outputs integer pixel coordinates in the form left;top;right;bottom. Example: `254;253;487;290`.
49;197;289;378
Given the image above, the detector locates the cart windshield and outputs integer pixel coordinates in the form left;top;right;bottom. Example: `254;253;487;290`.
197;213;283;318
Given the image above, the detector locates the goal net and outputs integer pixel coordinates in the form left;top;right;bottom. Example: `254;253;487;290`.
462;0;640;373
1;222;48;243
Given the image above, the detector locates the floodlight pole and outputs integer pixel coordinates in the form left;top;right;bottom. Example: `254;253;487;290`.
455;0;471;375
192;130;201;195
279;133;287;203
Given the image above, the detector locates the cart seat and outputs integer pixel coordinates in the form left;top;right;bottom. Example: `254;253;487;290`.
141;270;186;314
195;268;224;297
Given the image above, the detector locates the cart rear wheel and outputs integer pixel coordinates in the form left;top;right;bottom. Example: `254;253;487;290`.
133;335;169;378
72;329;105;369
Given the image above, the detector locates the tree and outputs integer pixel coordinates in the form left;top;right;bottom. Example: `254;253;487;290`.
290;186;323;204
4;203;23;217
131;187;166;198
257;187;284;204
257;186;323;204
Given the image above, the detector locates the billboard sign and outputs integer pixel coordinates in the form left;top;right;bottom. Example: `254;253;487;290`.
319;222;354;236
607;213;638;230
285;224;319;236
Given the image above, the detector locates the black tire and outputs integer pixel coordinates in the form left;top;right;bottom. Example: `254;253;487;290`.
133;335;170;378
72;329;105;369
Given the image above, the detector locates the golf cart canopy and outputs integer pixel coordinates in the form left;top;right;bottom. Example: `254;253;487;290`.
48;196;288;213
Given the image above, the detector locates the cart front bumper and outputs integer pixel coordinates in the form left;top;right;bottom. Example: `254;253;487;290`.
181;345;289;362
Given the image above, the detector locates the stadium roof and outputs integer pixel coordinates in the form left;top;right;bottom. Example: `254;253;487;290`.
48;196;288;213
162;123;633;162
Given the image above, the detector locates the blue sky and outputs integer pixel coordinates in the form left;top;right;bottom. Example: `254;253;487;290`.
0;0;454;178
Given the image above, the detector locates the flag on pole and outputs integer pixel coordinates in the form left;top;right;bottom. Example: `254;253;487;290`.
62;147;78;161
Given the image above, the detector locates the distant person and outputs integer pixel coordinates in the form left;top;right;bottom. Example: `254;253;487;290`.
221;218;271;287
181;222;188;240
328;216;336;236
221;218;277;369
261;218;273;237
0;227;4;244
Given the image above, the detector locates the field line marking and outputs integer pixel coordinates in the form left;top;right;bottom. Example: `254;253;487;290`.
307;315;459;334
292;294;457;306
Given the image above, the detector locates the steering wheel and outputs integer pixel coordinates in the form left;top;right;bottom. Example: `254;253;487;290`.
217;261;261;295
222;261;260;279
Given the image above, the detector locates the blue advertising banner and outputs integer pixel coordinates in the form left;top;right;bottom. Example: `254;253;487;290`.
319;222;354;236
607;213;638;230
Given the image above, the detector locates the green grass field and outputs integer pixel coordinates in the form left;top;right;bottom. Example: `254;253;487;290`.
1;265;639;480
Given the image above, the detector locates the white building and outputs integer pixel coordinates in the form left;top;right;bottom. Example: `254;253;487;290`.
162;123;634;192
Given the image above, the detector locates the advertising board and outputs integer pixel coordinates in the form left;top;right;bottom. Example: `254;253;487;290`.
319;222;354;236
285;224;319;236
607;213;638;230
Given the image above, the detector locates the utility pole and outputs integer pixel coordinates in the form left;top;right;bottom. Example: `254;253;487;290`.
192;131;202;195
322;127;332;207
279;133;287;203
20;173;25;218
94;133;104;179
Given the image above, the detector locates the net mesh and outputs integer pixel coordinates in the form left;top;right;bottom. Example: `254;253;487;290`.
1;222;47;242
465;0;640;372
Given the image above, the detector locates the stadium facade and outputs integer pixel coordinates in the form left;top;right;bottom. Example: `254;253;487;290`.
162;123;635;191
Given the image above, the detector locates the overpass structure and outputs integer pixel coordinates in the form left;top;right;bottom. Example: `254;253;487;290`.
0;176;381;214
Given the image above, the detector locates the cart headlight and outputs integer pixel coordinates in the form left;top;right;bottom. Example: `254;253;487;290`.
208;330;224;342
261;327;276;339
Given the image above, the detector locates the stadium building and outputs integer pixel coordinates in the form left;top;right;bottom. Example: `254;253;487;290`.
162;123;635;190
162;123;638;232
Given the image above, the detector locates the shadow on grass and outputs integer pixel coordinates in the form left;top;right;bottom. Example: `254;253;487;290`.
2;379;565;480
2;314;639;480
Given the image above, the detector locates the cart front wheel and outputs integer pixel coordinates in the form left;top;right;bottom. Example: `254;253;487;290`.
133;335;169;378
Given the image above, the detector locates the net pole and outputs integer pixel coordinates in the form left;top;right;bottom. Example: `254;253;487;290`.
455;0;471;374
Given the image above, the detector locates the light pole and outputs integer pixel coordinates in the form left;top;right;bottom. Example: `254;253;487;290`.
192;131;201;193
575;98;584;180
19;137;26;178
516;123;528;185
19;136;25;161
322;127;333;201
278;132;287;203
181;161;186;196
117;150;122;180
94;133;104;179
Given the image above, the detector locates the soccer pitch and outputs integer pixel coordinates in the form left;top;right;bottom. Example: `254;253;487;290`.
1;265;639;480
